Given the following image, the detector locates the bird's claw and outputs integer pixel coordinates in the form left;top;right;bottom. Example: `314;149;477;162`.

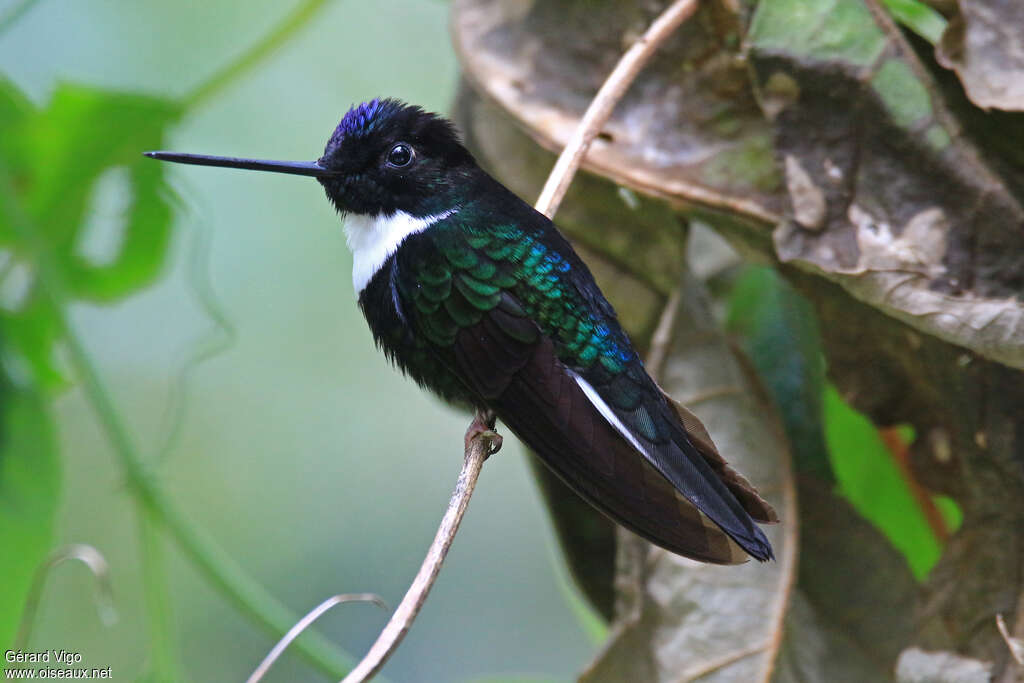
465;411;502;459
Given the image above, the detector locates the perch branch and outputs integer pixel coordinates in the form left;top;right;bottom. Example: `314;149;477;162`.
340;430;498;682
341;1;700;678
534;0;700;219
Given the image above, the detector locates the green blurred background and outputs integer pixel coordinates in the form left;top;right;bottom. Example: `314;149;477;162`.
0;0;963;681
0;0;596;680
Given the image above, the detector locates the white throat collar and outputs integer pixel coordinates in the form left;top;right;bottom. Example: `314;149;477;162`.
344;208;458;293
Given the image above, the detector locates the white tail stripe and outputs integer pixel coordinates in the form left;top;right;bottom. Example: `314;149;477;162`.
345;208;458;293
570;371;649;457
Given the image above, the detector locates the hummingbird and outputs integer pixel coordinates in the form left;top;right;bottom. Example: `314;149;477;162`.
146;98;776;563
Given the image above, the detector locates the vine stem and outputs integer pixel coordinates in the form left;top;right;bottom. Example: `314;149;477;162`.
0;166;355;679
339;1;700;680
0;0;40;37
5;1;355;678
138;509;184;681
2;3;360;677
183;0;331;109
534;0;700;220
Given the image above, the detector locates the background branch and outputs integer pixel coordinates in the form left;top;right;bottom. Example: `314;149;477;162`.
533;0;699;219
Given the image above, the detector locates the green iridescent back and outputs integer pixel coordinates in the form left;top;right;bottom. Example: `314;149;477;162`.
403;213;636;378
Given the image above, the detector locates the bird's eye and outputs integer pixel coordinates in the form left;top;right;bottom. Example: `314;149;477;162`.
386;143;414;168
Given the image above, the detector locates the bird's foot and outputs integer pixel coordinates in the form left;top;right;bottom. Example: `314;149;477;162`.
465;409;502;459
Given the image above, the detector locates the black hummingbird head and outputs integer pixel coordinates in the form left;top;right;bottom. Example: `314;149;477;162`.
145;98;477;218
318;98;476;216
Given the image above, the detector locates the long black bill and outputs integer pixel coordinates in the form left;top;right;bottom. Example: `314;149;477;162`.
144;151;334;178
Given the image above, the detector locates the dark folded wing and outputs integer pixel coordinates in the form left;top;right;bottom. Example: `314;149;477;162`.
576;357;775;559
397;210;774;562
449;293;759;563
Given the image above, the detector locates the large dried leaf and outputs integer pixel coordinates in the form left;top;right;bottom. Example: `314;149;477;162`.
456;51;917;683
453;0;785;237
747;0;1024;369
454;0;1024;370
725;266;922;677
452;0;1024;676
580;272;797;683
936;0;1024;111
895;647;992;682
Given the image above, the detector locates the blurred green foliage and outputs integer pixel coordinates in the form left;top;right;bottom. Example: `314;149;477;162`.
726;263;831;482
0;75;179;658
0;80;179;389
0;40;371;683
726;265;961;580
0;382;58;651
881;0;947;43
824;387;962;579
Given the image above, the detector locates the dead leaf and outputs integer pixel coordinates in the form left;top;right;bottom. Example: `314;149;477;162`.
896;647;992;683
579;271;797;683
747;0;1024;369
936;0;1024;111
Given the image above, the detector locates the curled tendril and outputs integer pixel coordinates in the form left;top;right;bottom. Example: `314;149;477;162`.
16;544;117;648
246;593;387;683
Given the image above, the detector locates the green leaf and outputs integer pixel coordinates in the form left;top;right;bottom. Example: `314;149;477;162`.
0;381;59;650
726;266;831;480
748;0;887;68
824;385;951;579
881;0;947;44
725;266;958;579
0;78;182;388
11;83;181;299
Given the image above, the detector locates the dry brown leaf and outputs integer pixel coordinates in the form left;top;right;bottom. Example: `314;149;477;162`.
936;0;1024;111
579;271;797;683
896;647;992;683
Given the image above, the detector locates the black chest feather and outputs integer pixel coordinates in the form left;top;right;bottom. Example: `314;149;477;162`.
357;252;474;406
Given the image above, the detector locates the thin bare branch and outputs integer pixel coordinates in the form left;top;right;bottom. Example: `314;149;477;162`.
247;593;386;683
533;0;700;219
340;431;497;683
997;614;1024;669
646;286;683;380
997;589;1024;682
678;385;743;407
